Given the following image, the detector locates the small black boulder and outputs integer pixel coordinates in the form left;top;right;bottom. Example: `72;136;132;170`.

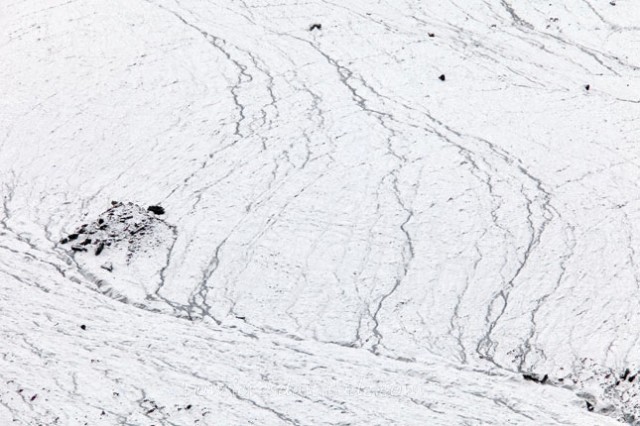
95;242;105;256
147;205;165;215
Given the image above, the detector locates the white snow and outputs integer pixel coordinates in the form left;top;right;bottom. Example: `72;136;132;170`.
1;0;640;424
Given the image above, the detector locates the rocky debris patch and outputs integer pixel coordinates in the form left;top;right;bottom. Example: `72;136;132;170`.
523;359;640;423
309;23;322;31
60;202;167;262
60;202;176;308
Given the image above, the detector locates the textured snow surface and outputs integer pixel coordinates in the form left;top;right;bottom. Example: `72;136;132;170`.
1;0;640;424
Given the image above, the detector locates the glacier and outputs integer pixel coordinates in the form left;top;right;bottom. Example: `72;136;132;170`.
1;0;640;424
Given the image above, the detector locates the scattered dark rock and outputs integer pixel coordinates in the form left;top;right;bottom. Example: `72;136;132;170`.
586;401;594;411
428;32;435;37
629;374;636;383
101;411;105;416
64;202;175;298
30;394;37;401
622;368;631;380
439;74;446;81
585;84;590;91
131;225;147;235
80;324;86;330
523;373;548;384
186;404;192;410
147;205;165;215
309;23;322;31
64;202;167;259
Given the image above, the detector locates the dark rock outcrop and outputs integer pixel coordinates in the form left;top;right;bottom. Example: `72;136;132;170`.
147;205;165;215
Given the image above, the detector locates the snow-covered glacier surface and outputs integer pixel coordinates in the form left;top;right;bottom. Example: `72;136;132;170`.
1;0;640;424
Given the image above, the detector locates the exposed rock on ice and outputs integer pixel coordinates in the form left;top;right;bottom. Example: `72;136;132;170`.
61;202;176;307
